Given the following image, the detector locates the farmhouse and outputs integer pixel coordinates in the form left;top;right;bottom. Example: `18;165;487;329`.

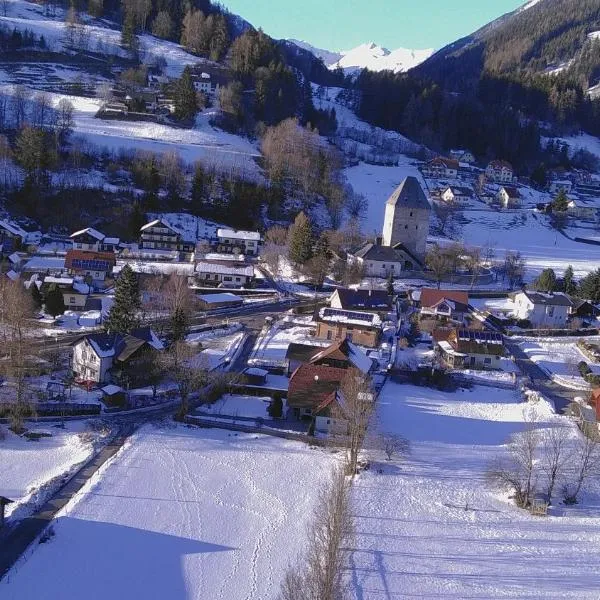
486;160;514;183
349;242;423;277
512;291;573;328
72;327;163;384
435;328;505;369
314;307;381;348
419;288;470;323
216;229;261;256
497;186;521;208
441;186;474;203
421;157;459;179
328;288;393;315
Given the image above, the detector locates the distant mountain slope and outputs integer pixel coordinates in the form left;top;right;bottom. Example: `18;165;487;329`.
290;39;433;74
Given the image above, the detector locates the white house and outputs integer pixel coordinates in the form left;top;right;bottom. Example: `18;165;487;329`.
216;229;261;256
349;242;423;277
486;160;514;183
441;186;474;203
512;291;573;328
549;180;573;194
70;228;120;253
195;261;254;286
421;157;459;179
449;149;476;164
497;186;521;208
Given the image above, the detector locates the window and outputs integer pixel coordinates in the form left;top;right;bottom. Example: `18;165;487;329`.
326;330;332;340
224;276;232;281
484;358;491;365
410;211;413;217
405;225;408;229
69;297;75;303
548;306;555;317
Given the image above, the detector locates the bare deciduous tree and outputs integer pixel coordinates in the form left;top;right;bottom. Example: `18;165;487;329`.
11;85;28;129
563;432;600;504
380;433;410;462
540;424;573;502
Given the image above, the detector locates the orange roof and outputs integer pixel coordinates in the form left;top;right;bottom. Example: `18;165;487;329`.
287;364;347;409
420;288;469;309
429;157;459;170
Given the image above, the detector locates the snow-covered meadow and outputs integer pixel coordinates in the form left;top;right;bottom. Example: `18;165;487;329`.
348;382;600;599
2;425;337;600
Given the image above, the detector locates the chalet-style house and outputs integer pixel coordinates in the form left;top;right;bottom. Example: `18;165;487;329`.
419;288;470;323
139;219;195;257
284;338;374;376
512;291;573;328
349;242;423;277
215;229;261;256
549;180;573;194
72;327;163;385
314;307;381;348
441;186;474;203
39;276;90;310
195;260;254;286
486;160;514;183
65;250;116;282
329;288;393;315
434;328;505;369
70;228;120;253
421;157;459;179
497;186;521;208
449;149;476;164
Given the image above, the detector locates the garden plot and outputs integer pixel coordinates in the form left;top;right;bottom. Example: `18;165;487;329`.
519;338;600;390
347;382;600;599
0;422;96;522
2;425;337;600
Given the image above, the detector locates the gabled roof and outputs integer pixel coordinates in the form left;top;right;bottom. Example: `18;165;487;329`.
500;186;520;199
216;229;261;241
386;177;431;211
420;288;469;309
140;219;178;234
444;186;473;197
70;227;105;241
65;250;116;270
287;364;347;409
353;242;418;264
310;339;373;374
285;342;324;363
330;288;392;311
317;307;381;329
488;159;513;171
520;291;573;307
426;157;459;170
79;328;162;361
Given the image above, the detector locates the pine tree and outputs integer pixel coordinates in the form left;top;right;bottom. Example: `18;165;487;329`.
563;265;577;296
535;268;557;293
44;284;64;317
288;211;313;265
104;264;141;334
579;269;600;303
31;283;43;309
174;66;198;121
190;162;206;213
170;307;189;343
268;393;283;418
552;189;569;212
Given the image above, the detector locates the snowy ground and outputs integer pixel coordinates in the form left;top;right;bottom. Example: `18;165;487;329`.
347;382;600;599
198;394;273;419
0;422;95;521
2;424;337;600
518;338;600;390
250;323;322;364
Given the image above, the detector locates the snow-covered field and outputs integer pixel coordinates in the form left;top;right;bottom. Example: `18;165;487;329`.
0;423;94;521
199;394;272;419
519;338;600;390
2;425;337;599
348;382;600;599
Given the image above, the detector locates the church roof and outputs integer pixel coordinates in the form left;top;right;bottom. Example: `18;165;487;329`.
386;177;431;210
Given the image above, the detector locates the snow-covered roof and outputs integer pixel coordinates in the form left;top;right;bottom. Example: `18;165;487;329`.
43;276;74;286
217;229;261;241
244;367;268;377
317;307;381;328
23;256;66;272
8;252;22;264
70;227;105;241
438;340;467;357
101;384;123;396
198;293;243;304
6;270;19;281
519;291;573;307
203;253;246;262
196;262;254;277
104;237;120;245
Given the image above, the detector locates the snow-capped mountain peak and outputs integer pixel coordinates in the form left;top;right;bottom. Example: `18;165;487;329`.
289;39;434;74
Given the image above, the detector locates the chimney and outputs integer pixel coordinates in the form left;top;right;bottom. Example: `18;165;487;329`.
375;236;382;246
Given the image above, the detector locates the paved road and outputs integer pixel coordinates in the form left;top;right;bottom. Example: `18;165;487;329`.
0;421;136;581
506;340;580;413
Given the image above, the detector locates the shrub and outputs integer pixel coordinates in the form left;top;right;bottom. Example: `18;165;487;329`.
578;361;592;377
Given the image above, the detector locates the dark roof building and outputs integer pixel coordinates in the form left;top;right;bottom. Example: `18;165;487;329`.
329;288;393;312
386;176;431;210
287;364;347;411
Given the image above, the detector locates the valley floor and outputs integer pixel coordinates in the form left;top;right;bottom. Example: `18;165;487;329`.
1;425;337;600
347;383;600;599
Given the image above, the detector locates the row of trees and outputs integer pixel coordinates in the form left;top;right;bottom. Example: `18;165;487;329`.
534;265;600;303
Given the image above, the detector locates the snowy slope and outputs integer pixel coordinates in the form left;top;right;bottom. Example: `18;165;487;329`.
290;40;433;74
348;382;600;599
2;425;337;600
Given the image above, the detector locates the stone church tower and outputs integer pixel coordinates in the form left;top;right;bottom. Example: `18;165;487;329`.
382;176;431;262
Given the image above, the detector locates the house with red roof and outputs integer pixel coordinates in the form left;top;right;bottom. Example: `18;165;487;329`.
419;288;470;323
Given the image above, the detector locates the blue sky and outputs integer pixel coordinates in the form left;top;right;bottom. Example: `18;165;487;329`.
221;0;526;51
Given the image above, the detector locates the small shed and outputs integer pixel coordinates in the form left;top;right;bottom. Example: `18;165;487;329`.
243;367;268;386
101;384;126;408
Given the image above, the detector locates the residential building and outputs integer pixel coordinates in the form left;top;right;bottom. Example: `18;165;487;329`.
420;288;470;323
328;288;393;315
549;180;573;194
382;176;431;263
512;291;573;328
197;292;244;310
195;261;254;286
441;186;474;203
570;300;600;320
215;229;261;256
287;363;347;418
285;343;326;376
0;220;40;252
70;228;120;253
39;276;90;310
349;242;423;277
435;328;505;369
139;219;195;255
421;157;459;179
65;250;116;282
497;186;521;208
314;307;381;348
486;160;514;183
72;327;163;384
449;149;476;164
